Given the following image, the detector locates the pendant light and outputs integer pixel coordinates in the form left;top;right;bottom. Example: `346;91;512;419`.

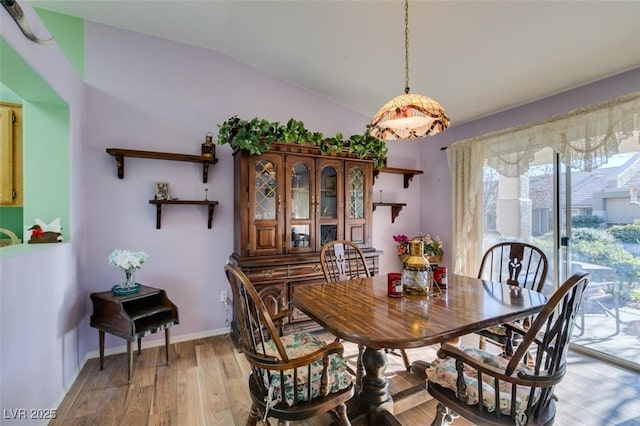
370;0;450;140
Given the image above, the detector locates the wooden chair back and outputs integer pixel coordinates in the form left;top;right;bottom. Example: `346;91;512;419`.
320;240;370;282
224;263;354;425
478;242;548;291
428;271;590;425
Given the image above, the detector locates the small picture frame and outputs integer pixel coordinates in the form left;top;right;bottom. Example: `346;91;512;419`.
155;182;171;200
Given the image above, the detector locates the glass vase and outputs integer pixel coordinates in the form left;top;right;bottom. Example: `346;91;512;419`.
121;268;136;288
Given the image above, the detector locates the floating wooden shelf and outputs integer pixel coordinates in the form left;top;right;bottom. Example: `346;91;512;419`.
373;202;406;223
374;166;424;188
149;200;219;229
106;148;218;183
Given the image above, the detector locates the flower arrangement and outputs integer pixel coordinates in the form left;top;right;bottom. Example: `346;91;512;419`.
108;249;148;294
108;249;148;271
393;234;411;258
419;234;444;257
393;233;444;261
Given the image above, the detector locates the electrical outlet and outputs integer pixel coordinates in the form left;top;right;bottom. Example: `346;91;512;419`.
220;290;228;303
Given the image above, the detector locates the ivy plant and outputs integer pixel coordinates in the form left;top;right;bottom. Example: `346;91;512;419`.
217;116;388;168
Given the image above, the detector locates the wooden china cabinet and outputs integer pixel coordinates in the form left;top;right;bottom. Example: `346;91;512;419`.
229;142;381;338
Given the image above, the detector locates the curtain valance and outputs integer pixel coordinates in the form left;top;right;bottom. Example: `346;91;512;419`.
447;92;640;276
452;92;640;177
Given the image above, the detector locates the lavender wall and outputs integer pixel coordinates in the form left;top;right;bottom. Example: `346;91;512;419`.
80;22;424;356
417;68;640;271
0;3;86;423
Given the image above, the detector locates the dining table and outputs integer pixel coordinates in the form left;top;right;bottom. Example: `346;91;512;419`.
291;273;548;424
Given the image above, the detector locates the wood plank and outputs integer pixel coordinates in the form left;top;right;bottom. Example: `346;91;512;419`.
120;386;153;425
131;346;158;389
49;358;99;424
195;341;235;425
149;356;177;425
50;334;640;425
214;336;254;425
177;367;204;426
93;387;128;426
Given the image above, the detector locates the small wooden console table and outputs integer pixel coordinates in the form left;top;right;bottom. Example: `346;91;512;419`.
90;285;179;382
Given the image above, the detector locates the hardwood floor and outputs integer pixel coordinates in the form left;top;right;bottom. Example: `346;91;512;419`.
52;333;640;425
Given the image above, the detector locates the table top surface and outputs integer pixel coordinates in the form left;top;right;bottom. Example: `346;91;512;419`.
291;274;548;350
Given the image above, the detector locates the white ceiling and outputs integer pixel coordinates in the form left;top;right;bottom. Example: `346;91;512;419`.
31;0;640;127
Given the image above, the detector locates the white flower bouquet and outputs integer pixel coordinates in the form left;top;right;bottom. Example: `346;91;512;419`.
109;249;148;294
108;249;148;270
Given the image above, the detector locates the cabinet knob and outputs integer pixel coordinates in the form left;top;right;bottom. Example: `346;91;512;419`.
313;264;322;273
263;269;274;279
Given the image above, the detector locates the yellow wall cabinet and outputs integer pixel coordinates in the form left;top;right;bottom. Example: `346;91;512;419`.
0;103;22;206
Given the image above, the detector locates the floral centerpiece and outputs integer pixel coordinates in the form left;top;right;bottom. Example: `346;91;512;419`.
108;249;148;295
393;233;444;264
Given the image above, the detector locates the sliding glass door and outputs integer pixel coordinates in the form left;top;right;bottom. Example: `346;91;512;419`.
561;137;640;371
481;134;640;371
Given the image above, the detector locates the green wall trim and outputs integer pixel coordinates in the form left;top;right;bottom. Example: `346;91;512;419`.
34;8;85;79
0;38;65;104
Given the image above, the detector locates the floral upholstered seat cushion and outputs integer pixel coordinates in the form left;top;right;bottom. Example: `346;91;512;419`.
483;317;527;337
260;333;353;406
426;347;540;419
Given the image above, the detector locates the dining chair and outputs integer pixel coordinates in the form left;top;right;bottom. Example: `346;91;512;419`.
320;240;412;378
224;263;354;426
476;242;549;357
426;271;590;426
320;239;372;282
571;261;621;338
574;280;621;338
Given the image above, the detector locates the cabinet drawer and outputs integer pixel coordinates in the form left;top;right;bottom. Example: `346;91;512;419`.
244;266;288;283
288;262;324;280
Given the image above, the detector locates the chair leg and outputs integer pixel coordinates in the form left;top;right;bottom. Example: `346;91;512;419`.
431;403;457;426
504;328;514;357
247;403;261;426
334;403;351;426
401;349;411;372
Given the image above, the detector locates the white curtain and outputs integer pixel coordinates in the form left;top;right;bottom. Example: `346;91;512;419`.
448;92;640;276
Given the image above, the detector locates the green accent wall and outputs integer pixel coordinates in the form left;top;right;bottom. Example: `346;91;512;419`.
0;38;63;104
34;8;84;78
0;38;70;245
0;83;22;238
23;101;70;241
1;9;81;248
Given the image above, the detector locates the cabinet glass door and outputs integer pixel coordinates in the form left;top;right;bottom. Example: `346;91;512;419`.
249;155;282;256
288;158;314;251
319;163;341;247
254;159;277;220
345;162;371;246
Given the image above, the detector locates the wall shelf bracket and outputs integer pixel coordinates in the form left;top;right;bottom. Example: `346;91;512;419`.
373;166;424;188
373;202;407;223
148;200;219;229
